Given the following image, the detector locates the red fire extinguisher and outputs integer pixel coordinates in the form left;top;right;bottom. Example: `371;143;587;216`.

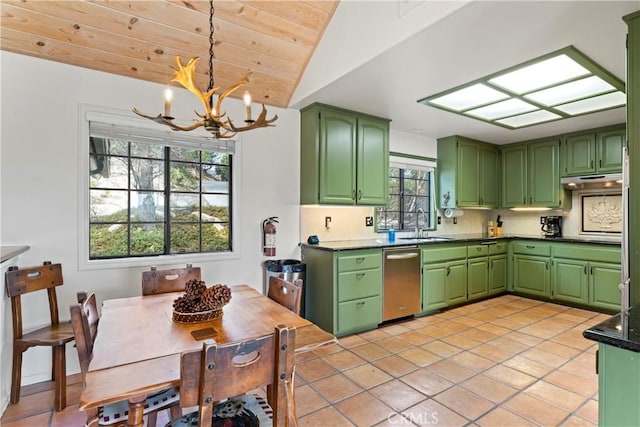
262;217;279;256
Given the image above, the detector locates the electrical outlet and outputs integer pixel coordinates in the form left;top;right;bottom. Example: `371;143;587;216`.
540;216;547;224
453;218;458;224
437;216;442;225
365;216;373;227
325;216;332;229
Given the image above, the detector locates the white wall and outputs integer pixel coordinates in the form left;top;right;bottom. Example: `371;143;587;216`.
0;51;301;412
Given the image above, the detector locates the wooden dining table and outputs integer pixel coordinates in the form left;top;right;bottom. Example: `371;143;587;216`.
78;284;337;426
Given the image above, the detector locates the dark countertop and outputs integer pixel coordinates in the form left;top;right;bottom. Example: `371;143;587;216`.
300;234;621;251
583;306;640;352
1;246;30;263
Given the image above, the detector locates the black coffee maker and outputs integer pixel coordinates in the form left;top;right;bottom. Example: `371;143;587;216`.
541;216;562;238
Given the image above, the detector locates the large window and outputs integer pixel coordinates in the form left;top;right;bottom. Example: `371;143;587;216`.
88;127;232;259
376;161;434;232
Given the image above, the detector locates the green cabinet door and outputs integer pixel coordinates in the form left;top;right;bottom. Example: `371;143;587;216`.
422;262;447;312
489;255;507;294
598;343;640;426
513;255;550;297
553;258;589;304
501;145;527;208
319;109;357;204
590;262;621;311
480;147;499;207
597;127;625;173
563;133;596;176
447;260;468;305
528;139;562;207
468;257;489;300
457;141;480;207
356;117;389;205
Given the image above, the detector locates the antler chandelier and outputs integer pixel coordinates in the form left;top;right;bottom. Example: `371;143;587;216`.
133;0;277;139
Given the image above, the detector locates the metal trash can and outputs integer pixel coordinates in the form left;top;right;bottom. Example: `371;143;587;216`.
265;259;306;316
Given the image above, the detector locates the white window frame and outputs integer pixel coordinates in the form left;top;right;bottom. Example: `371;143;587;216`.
77;104;242;270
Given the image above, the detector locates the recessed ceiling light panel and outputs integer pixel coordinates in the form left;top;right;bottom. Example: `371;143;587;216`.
427;83;508;111
496;110;561;128
488;54;589;94
525;76;615;106
554;91;626;115
417;46;625;129
466;98;538;120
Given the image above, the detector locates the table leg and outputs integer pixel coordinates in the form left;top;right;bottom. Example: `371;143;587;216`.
127;395;147;427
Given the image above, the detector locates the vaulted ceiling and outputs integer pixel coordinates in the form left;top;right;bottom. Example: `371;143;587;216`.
0;0;339;108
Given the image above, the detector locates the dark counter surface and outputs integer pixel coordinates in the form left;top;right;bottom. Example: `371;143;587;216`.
583;306;640;352
300;234;620;251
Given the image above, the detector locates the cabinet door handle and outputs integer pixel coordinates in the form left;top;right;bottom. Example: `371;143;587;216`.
591;267;594;275
546;261;549;270
591;160;594;168
523;197;526;204
356;257;365;263
356;301;366;307
584;265;587;275
526;245;535;249
490;260;494;268
356;273;365;279
599;159;602;168
352;190;356;200
529;196;533;204
358;190;362;200
446;266;451;276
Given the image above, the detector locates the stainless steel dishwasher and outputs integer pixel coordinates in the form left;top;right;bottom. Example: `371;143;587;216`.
383;246;421;321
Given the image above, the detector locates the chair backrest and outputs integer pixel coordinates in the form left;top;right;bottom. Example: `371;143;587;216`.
69;292;99;377
179;324;296;427
142;264;201;295
5;261;64;339
267;276;303;315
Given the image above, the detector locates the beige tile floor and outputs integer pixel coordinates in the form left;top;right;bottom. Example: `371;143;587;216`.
1;294;607;426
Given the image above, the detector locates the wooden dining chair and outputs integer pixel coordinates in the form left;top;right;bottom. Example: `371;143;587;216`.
267;276;303;315
169;324;297;427
70;292;182;426
142;264;201;295
5;261;76;412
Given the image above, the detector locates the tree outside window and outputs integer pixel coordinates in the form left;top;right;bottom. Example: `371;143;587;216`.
376;166;433;232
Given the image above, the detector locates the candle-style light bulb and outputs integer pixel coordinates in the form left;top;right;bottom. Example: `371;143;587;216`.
243;90;253;122
163;88;173;118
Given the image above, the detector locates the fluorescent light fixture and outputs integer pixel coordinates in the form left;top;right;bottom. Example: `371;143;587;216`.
428;83;508;111
418;46;625;129
554;91;626;115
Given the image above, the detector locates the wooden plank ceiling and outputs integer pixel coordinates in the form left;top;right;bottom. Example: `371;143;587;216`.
0;0;339;108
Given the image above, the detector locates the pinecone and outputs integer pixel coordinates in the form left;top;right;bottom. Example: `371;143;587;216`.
185;279;206;297
173;294;201;313
201;284;232;309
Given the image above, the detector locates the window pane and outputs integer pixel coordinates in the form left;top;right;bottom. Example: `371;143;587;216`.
170;193;199;219
377;165;433;232
90;224;129;258
90;156;128;189
130;142;164;159
130;223;164;255
106;140;129;156
171;223;201;253
202;223;230;251
202;204;229;222
130;191;165;222
170;161;201;192
171;147;200;162
131;158;165;191
90;189;128;222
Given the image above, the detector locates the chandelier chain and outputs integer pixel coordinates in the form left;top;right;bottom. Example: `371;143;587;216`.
208;0;215;93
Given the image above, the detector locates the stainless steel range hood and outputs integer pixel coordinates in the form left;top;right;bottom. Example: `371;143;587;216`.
560;173;623;189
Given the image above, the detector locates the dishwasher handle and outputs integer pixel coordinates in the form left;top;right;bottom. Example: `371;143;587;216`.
386;252;419;260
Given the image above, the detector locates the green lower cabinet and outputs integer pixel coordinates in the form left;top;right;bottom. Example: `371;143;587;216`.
337;296;382;335
447;261;468;305
489;255;507;294
590;262;621;311
422;259;467;311
552;258;589;305
468;257;489;301
598;343;640;426
513;255;551;297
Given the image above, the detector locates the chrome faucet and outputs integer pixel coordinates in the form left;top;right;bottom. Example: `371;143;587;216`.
416;208;428;238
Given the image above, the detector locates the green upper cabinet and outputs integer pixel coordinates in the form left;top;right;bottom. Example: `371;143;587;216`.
300;103;389;205
437;136;499;209
561;124;625;176
501;139;570;209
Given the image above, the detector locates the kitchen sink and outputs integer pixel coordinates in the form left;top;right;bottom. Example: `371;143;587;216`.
397;236;452;242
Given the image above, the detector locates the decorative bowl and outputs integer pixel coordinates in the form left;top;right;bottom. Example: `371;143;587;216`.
172;307;224;323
